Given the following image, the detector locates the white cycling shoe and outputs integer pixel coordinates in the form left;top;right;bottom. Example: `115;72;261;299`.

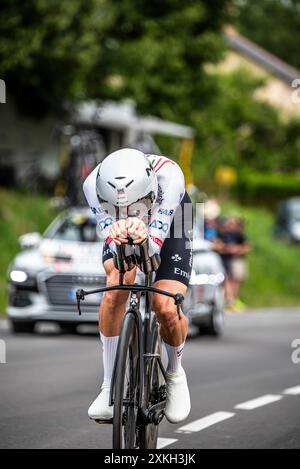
165;367;191;424
88;381;113;421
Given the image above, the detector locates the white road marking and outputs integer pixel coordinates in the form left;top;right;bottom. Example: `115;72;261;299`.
235;394;283;410
176;412;235;434
283;385;300;396
157;437;178;449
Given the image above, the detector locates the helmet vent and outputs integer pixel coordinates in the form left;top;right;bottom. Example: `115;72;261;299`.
114;177;126;180
125;180;134;188
107;181;116;188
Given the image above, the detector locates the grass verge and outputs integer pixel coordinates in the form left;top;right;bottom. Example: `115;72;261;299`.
223;202;300;307
0;188;54;315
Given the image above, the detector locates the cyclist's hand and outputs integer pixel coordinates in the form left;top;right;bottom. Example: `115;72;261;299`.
126;217;147;244
109;220;128;245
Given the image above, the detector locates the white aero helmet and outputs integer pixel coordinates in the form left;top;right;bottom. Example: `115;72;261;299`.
96;148;157;218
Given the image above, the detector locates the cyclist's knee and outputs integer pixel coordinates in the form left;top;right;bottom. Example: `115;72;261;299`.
104;284;126;307
103;260;136;306
153;296;179;330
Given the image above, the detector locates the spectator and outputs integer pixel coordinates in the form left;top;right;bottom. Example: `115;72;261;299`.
215;216;250;311
203;198;221;241
204;217;218;242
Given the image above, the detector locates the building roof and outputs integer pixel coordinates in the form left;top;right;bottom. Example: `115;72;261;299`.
224;26;300;84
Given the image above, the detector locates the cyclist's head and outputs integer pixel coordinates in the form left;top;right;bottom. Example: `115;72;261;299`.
96;148;157;219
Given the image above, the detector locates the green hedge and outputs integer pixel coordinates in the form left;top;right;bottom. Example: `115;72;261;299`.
235;171;300;206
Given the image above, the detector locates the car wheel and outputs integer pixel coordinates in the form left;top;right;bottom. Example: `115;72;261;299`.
59;323;78;334
200;288;224;336
11;320;35;334
206;305;224;336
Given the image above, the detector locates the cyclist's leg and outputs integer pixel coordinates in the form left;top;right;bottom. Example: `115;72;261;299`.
100;250;136;383
152;277;191;424
153;252;191;374
88;247;136;421
152;190;193;353
151;193;192;424
152;279;188;347
99;258;136;337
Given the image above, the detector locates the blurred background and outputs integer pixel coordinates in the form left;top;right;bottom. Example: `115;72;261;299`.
1;0;300;319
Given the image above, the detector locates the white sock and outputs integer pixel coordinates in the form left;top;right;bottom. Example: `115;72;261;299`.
100;333;119;382
163;341;185;373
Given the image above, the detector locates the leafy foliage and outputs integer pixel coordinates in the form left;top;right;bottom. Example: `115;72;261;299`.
0;0;113;115
192;68;300;185
1;0;300;192
232;0;300;70
0;0;230;117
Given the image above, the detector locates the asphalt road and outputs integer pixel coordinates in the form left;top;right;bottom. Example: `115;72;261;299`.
0;308;300;449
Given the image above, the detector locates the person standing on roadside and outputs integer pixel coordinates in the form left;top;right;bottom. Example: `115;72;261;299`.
215;216;250;310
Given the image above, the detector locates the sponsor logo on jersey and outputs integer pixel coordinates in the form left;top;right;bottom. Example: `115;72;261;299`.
174;267;190;279
172;254;182;262
91;207;105;215
149;220;169;233
158;208;174;216
99;217;113;230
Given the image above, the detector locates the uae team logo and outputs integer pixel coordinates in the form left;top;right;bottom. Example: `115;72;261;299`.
172;254;182;262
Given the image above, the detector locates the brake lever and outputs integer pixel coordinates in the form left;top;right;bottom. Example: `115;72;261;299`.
76;289;86;316
174;293;184;320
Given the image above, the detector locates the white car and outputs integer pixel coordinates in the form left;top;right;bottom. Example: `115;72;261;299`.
8;208;106;333
186;239;225;336
7;209;224;336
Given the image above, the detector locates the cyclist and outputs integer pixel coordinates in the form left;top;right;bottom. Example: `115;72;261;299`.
83;148;193;424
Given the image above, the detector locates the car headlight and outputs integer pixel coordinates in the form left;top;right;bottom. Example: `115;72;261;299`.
10;270;28;283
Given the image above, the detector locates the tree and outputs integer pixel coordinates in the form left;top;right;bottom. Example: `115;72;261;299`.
0;0;231;117
89;0;231;123
0;0;113;116
232;0;300;70
192;67;300;182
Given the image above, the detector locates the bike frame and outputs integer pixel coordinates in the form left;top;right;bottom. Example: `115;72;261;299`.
76;274;184;422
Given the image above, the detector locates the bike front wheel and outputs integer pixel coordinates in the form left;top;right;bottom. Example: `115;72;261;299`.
113;311;140;449
139;315;165;449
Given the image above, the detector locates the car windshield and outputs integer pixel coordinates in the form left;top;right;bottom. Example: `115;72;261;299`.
47;214;101;243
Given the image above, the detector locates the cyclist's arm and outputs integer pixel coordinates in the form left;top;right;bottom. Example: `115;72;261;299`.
148;163;185;256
